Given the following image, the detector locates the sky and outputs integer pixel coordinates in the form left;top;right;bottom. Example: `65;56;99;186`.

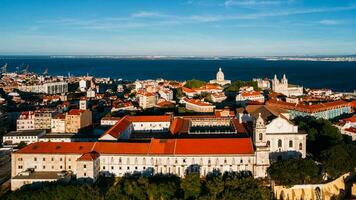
1;0;356;56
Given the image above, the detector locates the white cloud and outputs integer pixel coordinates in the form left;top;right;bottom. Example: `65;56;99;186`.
131;11;163;18
319;19;340;25
224;0;284;7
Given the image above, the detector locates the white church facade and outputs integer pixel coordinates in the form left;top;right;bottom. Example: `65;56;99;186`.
237;105;307;160
272;74;303;97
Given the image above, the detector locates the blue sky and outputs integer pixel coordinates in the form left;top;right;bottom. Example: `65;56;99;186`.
1;0;356;56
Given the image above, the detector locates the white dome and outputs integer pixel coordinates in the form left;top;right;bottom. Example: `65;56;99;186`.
216;67;224;81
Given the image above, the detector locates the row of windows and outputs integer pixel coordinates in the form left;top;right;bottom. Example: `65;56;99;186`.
101;157;252;165
5;136;37;140
266;140;303;150
20;157;72;162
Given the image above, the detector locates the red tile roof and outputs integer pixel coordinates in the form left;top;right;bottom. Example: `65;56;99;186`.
17;142;93;154
182;87;196;93
231;118;248;134
101;116;132;139
267;99;351;113
16;138;254;155
184;98;213;107
127;115;171;122
173;138;254;155
240;91;262;97
68;109;86;115
341;116;356;123
345;127;356;134
77;151;100;161
170;118;190;134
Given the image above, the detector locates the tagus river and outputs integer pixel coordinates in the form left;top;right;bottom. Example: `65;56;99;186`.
1;56;355;92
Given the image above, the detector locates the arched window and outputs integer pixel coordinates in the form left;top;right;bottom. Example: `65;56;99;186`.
289;140;293;148
259;133;263;140
278;139;282;148
266;141;270;147
299;143;303;150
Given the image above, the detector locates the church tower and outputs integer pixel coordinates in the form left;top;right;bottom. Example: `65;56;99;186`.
253;113;270;178
254;113;267;146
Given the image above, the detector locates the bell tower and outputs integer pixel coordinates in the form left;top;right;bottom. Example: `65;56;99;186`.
253;112;270;178
254;113;267;146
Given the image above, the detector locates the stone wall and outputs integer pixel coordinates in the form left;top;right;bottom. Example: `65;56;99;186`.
273;173;350;200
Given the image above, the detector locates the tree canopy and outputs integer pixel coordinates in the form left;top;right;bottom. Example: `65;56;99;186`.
184;79;205;89
3;172;272;200
224;81;258;92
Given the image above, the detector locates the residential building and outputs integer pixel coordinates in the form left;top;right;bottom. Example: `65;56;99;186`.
65;109;92;133
236;91;265;105
16;112;35;131
51;114;66;133
211;92;227;103
34;110;54;130
2;130;46;146
138;92;157;109
158;89;173;101
183;98;215;113
19;82;68;94
253;78;271;90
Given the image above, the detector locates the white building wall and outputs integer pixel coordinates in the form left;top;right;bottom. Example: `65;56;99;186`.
132;122;170;132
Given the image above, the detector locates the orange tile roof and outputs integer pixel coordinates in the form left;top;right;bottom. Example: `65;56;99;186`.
94;142;149;154
170;118;190;134
127;115;171;122
184;98;213;107
68;109;86;115
267;99;351;113
231;118;248;134
182;87;196;93
240;91;262;97
345;127;356;134
351;101;356;108
77;151;100;161
341;116;356;123
101;116;132;139
17;142;94;154
173;138;254;155
16;138;254;155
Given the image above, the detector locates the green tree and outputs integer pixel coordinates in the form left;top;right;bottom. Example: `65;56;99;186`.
184;79;205;89
268;158;321;186
320;144;356;179
181;173;201;199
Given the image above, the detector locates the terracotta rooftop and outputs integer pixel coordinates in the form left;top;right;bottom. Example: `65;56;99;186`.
240;91;262;97
68;109;87;115
127;115;171;122
77;151;100;161
16;138;254;155
345;127;356;134
184;98;213;107
101;116;132;139
266;99;351;113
